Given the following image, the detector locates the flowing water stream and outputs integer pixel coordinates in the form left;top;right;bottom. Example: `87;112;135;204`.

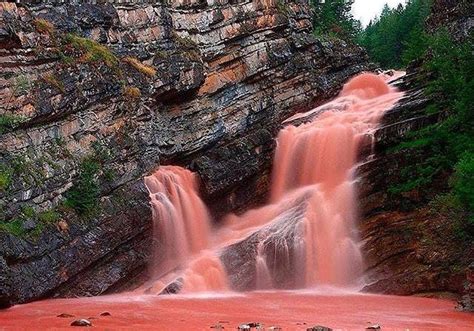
2;72;473;330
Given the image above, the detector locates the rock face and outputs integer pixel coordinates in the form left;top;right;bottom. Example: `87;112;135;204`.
0;1;369;306
427;0;474;41
221;195;309;291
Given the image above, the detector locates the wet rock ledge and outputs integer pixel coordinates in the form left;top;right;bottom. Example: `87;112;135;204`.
0;1;369;307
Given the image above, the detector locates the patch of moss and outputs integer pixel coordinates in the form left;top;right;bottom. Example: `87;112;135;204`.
21;205;35;219
14;75;31;96
172;32;201;61
11;155;47;187
123;56;157;77
276;0;290;16
65;34;118;67
0;219;25;237
38;209;60;223
33;18;55;35
0;205;61;238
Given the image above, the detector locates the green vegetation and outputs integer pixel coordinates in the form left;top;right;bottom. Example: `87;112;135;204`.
13;75;31;96
0;114;26;135
38;209;60;224
276;0;290;16
0;165;12;191
0;219;24;237
172;32;201;61
358;0;432;68
389;32;474;235
64;140;114;218
65;33;118;67
452;154;474;222
64;158;101;216
0;205;60;238
310;0;361;42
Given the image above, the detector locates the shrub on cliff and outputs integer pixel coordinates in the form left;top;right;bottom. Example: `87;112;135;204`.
123;57;156;77
452;153;474;225
64;158;101;217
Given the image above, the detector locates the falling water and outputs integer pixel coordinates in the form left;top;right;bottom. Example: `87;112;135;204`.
144;166;228;291
144;73;403;293
269;73;402;286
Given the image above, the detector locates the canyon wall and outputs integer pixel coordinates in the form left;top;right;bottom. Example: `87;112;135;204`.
0;1;369;307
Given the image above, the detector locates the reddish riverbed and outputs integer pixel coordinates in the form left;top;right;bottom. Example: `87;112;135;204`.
1;291;472;330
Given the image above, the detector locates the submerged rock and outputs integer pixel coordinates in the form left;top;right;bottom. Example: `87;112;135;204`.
307;326;333;331
70;319;92;327
57;313;75;318
100;311;111;316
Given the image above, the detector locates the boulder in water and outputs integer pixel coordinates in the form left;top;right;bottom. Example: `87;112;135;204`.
70;319;92;327
159;277;184;295
366;324;381;330
307;326;333;331
100;311;111;316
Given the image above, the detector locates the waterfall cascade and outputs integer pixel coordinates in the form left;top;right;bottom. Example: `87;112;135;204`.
144;73;403;293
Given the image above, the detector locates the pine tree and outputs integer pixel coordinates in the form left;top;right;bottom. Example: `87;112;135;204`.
311;0;360;42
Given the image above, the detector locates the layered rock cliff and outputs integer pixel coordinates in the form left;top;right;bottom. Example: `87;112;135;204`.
0;1;369;307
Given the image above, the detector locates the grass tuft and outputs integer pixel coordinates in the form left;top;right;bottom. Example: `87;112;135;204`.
65;34;118;67
123;86;141;99
123;57;157;77
33;18;55;35
42;73;65;93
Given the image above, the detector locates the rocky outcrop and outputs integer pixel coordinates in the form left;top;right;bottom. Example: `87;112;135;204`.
427;0;474;41
0;1;369;306
221;195;308;291
457;263;474;312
